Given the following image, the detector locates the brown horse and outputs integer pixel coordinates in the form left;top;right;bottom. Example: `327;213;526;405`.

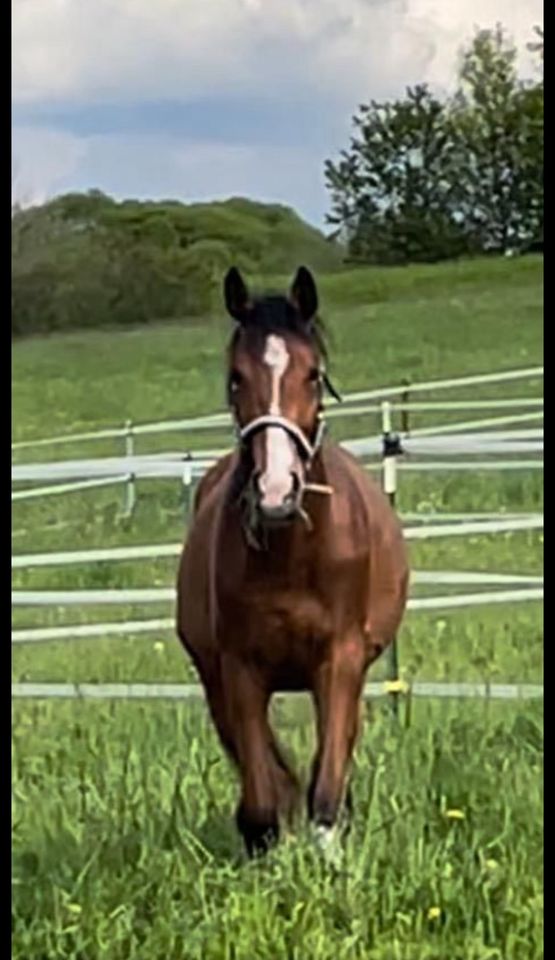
176;266;409;857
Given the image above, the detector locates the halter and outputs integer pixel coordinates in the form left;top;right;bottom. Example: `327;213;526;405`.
229;368;339;548
238;413;326;465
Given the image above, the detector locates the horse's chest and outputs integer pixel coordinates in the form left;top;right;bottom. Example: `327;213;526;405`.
218;585;331;663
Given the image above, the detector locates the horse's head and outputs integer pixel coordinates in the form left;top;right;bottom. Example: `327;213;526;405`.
224;265;331;526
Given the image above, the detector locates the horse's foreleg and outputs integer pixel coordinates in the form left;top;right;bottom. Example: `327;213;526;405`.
308;636;365;847
183;647;239;764
222;657;281;857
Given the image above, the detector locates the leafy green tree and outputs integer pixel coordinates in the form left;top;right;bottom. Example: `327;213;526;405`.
325;85;469;264
12;193;341;336
452;25;543;253
325;24;543;262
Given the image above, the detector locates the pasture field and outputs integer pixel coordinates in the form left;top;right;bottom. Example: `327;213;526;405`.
12;256;543;959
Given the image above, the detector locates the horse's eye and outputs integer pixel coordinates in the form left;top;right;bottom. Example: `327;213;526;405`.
308;368;321;384
229;370;243;392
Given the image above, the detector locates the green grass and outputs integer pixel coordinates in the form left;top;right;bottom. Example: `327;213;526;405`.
12;699;543;960
11;255;543;958
12;255;541;443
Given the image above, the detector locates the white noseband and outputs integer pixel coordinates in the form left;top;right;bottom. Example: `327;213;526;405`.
238;414;325;464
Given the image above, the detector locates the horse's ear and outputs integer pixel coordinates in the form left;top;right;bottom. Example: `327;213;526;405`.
290;266;318;322
224;267;250;322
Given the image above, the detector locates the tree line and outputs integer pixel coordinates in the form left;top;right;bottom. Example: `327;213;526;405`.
325;25;543;264
11;196;340;336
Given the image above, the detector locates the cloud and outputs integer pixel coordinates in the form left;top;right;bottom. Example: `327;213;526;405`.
12;0;542;223
409;0;542;90
12;126;87;206
15;0;541;109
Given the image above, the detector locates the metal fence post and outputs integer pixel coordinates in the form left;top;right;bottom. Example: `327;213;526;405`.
381;400;403;716
182;455;193;517
400;379;411;436
123;420;136;517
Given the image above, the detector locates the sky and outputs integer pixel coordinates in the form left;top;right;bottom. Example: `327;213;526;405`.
12;0;542;228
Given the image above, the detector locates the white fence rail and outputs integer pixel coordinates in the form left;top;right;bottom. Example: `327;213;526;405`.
10;572;544;607
10;433;544;487
12;365;543;451
10;514;545;572
11;588;543;644
12;682;544;701
11;475;131;502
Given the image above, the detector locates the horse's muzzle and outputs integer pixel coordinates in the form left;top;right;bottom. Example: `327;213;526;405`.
255;471;302;525
258;498;298;525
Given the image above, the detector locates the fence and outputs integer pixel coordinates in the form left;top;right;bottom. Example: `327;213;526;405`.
11;364;544;703
12;682;544;701
11;364;544;451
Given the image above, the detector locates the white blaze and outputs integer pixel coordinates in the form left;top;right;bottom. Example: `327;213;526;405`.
259;335;296;509
264;334;289;415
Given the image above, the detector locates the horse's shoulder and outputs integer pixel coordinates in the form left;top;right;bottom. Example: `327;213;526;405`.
193;453;235;515
322;442;382;502
322;442;403;537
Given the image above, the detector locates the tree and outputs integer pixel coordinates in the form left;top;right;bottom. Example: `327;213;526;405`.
325;23;543;263
527;25;544;66
11;193;341;336
452;25;543;253
325;85;469;264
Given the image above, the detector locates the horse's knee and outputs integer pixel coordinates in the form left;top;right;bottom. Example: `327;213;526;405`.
236;802;279;857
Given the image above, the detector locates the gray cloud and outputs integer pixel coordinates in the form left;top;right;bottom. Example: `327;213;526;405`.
12;0;542;222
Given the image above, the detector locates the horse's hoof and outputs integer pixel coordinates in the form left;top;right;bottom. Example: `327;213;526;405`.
312;824;344;868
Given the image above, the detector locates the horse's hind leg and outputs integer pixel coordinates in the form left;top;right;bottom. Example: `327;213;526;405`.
268;735;301;827
308;635;365;847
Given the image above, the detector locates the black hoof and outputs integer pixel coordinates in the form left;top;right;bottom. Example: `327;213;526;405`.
236;805;279;857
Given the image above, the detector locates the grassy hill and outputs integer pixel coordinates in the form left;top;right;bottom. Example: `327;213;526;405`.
172;196;343;274
12;192;342;336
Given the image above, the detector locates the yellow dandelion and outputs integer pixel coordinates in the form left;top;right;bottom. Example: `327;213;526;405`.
384;678;409;695
153;641;165;653
445;808;465;820
427;906;441;921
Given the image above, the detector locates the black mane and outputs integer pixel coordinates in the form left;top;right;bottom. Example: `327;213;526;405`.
228;294;328;362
